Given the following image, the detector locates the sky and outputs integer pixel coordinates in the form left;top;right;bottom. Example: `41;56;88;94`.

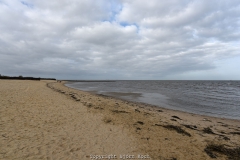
0;0;240;80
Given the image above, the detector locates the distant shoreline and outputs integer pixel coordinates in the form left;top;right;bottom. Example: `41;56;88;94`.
64;80;116;82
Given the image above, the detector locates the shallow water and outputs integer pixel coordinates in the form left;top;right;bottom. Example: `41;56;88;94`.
65;81;240;120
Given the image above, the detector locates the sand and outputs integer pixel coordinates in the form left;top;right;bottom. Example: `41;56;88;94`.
0;80;239;160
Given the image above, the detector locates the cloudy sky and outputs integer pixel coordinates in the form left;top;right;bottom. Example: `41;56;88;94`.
0;0;240;80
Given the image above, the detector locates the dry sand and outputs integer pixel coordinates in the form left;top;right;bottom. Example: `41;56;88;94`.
0;80;239;160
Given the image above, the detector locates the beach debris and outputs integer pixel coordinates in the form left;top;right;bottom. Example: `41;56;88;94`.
70;93;79;100
94;106;103;110
136;121;144;125
172;116;181;120
203;118;212;122
157;110;163;112
87;103;92;108
144;112;151;116
182;124;197;130
230;132;240;135
2;134;7;138
103;118;112;123
170;119;177;121
141;137;150;140
222;136;230;141
135;109;140;113
204;147;217;158
203;127;215;134
111;110;129;113
221;124;229;127
204;144;240;159
162;125;191;137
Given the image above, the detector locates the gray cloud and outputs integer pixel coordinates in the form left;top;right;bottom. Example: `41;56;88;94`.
0;0;240;80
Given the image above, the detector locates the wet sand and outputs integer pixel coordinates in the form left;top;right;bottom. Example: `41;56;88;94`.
0;80;239;159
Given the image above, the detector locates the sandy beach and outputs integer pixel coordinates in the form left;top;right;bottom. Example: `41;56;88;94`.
0;80;239;160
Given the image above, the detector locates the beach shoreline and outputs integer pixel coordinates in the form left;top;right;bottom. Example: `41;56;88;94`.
1;80;239;159
64;80;240;121
65;81;240;122
92;91;240;121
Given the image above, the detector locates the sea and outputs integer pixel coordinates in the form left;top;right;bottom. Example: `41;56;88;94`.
65;80;240;120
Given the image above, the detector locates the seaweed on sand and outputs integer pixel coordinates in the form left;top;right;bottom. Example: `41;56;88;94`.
230;132;240;135
203;127;215;134
163;125;191;137
205;144;240;160
111;110;129;113
172;116;181;120
182;124;197;130
136;121;144;125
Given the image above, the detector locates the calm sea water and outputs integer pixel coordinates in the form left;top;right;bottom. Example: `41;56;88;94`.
65;81;240;120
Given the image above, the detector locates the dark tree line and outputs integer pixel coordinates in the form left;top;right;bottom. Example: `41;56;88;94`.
0;74;56;81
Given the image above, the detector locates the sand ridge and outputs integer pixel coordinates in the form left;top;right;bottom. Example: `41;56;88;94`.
1;80;240;160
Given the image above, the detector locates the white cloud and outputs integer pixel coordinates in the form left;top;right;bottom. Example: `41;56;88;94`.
0;0;240;79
